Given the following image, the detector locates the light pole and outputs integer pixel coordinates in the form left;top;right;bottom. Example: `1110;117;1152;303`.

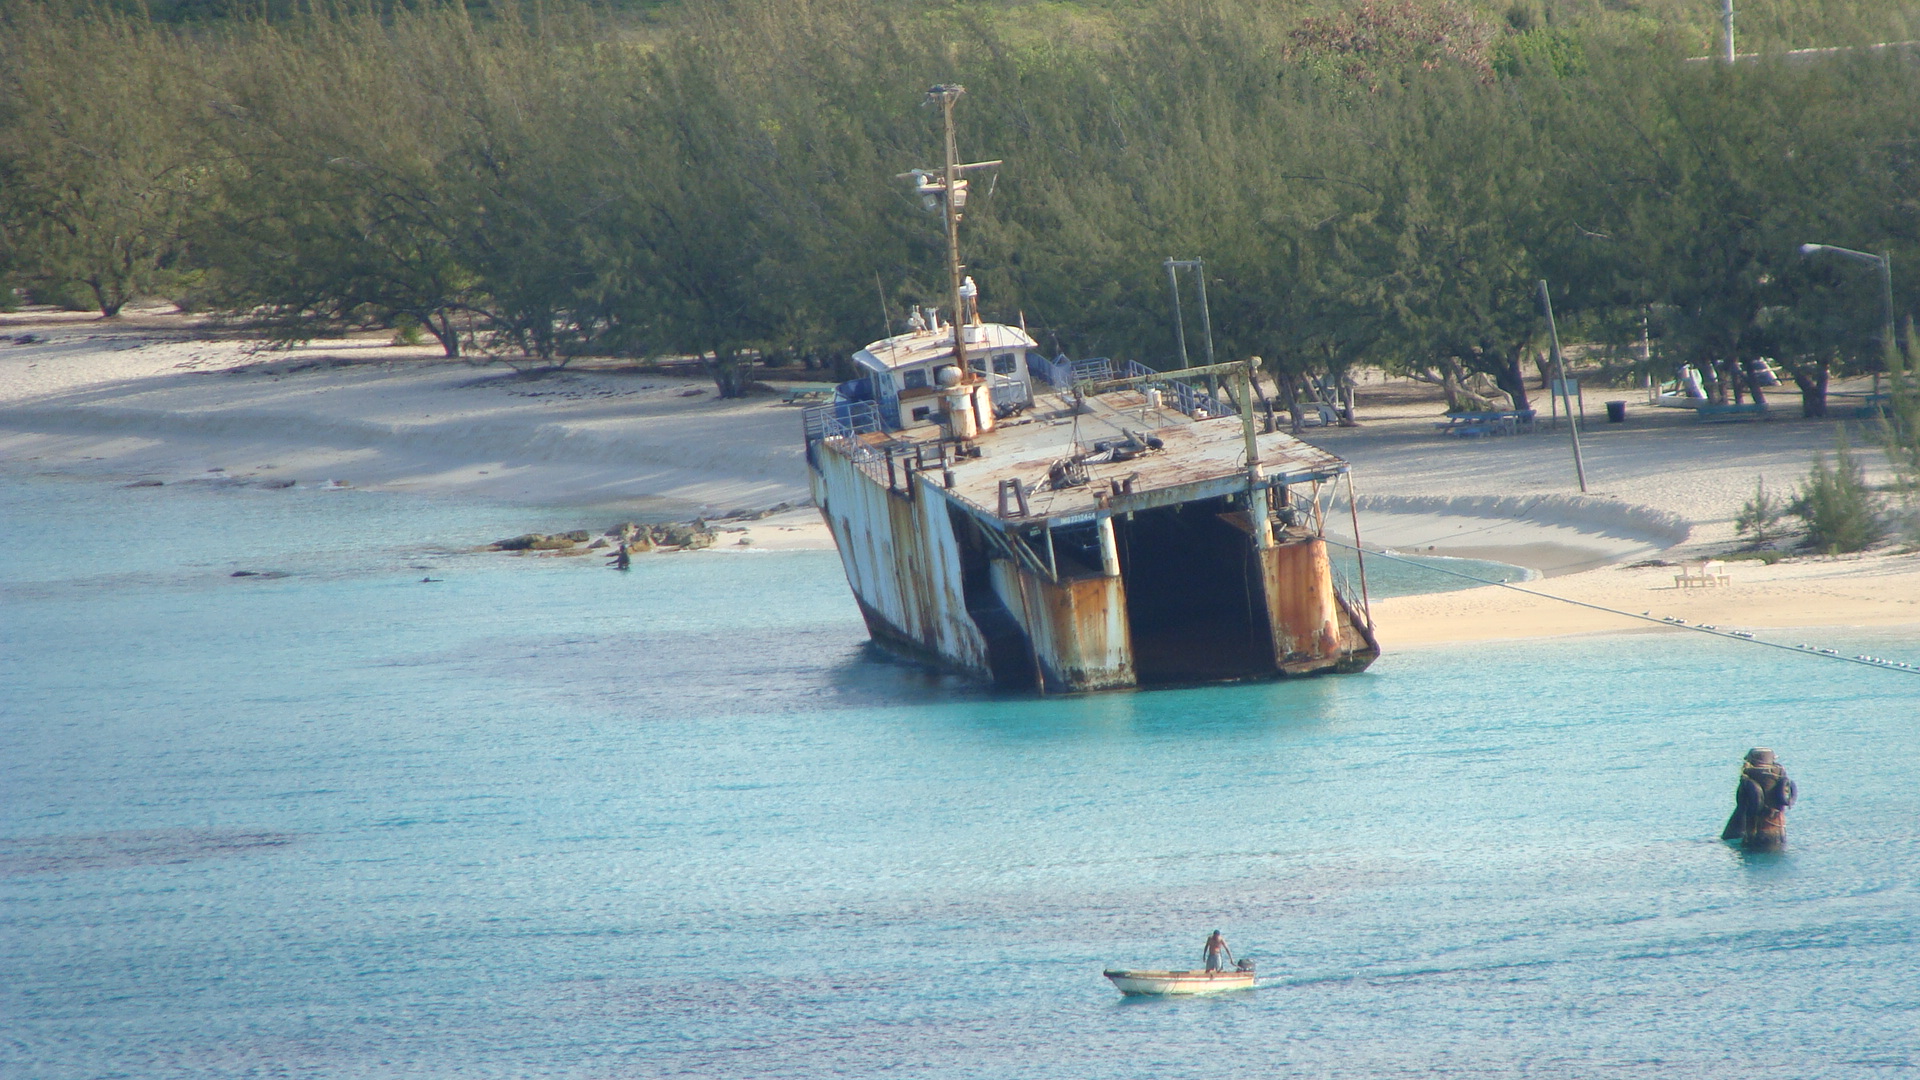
1800;243;1896;375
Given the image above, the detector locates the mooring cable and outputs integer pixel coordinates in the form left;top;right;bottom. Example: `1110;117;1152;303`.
1318;535;1920;677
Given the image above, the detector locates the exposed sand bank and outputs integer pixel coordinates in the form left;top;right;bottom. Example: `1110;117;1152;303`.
3;307;1915;647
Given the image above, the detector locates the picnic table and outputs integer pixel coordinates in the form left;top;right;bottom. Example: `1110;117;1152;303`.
1675;560;1730;588
1435;409;1536;437
778;382;839;405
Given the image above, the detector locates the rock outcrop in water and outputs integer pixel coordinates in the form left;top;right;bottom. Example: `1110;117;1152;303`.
490;503;808;558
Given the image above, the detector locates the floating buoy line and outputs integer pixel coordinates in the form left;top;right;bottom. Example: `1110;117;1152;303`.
1321;537;1920;677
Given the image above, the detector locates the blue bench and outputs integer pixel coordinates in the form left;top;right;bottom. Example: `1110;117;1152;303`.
1853;393;1891;419
1695;403;1769;422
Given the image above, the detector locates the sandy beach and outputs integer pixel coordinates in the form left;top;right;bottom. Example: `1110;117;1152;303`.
3;306;1915;649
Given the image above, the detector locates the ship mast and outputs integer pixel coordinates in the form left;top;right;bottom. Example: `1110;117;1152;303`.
935;85;968;382
903;86;1000;389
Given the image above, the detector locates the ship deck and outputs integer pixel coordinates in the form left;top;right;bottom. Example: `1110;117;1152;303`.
868;383;1350;528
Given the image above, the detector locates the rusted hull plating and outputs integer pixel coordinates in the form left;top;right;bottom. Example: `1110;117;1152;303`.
810;440;1377;693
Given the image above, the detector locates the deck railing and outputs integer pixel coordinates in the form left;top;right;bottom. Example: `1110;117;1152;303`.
988;371;1031;410
1032;353;1072;388
802;399;883;444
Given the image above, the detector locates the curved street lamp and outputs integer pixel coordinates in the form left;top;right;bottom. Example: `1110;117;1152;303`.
1799;243;1895;368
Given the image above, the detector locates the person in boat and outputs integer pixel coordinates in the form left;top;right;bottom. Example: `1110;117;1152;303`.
1202;930;1234;973
1721;747;1796;850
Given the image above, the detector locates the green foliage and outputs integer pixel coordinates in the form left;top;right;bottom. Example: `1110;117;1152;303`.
1789;438;1888;554
1734;476;1785;546
1883;321;1920;505
1492;27;1585;78
0;7;209;315
3;0;1919;395
390;315;426;347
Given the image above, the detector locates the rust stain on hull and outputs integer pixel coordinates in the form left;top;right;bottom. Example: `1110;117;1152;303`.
1260;537;1379;676
991;562;1134;692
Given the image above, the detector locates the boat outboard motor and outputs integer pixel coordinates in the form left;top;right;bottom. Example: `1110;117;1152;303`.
1235;958;1255;973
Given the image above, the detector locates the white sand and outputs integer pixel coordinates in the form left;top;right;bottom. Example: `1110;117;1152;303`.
0;307;814;517
4;309;1915;642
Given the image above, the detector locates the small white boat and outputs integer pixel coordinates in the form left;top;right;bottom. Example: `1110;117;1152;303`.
1103;968;1256;996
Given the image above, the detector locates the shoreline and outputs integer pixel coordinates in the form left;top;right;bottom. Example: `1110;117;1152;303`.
4;307;1917;647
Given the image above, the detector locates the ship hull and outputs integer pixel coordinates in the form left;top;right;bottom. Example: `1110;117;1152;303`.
809;439;1377;694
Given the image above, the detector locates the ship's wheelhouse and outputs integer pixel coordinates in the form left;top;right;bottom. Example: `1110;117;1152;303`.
848;322;1039;432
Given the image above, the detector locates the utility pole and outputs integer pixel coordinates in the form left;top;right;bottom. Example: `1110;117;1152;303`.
1539;280;1589;494
1722;0;1736;62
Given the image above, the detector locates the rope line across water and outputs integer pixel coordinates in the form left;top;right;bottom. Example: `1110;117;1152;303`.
1319;537;1920;677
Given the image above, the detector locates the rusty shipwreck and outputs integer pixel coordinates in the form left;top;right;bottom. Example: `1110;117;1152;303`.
801;85;1379;693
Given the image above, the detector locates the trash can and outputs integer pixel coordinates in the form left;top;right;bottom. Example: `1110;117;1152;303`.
1605;400;1627;423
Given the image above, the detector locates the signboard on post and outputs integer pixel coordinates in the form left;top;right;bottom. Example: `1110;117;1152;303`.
1549;377;1585;429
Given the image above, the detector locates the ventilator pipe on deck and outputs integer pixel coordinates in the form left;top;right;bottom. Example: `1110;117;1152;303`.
1096;515;1122;577
1238;358;1274;550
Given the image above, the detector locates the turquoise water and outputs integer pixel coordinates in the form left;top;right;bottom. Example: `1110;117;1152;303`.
3;472;1917;1078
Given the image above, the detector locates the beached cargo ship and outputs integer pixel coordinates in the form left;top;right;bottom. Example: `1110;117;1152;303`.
801;86;1377;693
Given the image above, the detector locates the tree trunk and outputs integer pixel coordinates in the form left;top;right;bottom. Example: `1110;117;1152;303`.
1792;360;1829;418
426;310;461;358
1278;369;1304;433
1498;351;1532;412
88;277;126;318
710;349;753;398
1250;366;1278;433
1438;358;1465;413
1742;357;1768;407
1700;359;1726;405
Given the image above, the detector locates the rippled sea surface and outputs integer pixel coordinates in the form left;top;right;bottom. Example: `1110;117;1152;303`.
3;472;1917;1079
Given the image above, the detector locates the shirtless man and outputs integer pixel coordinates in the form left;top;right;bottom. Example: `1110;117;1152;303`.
1203;930;1233;973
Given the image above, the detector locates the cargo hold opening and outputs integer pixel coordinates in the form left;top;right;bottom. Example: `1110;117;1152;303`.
1115;497;1274;683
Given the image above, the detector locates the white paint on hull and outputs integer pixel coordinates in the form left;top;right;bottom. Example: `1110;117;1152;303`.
1102;969;1257;996
809;445;991;677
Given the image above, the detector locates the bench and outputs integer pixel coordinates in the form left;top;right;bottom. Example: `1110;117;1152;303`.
1853;393;1892;420
1695;403;1769;422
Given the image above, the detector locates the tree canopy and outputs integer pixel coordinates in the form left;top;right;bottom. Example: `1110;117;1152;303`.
2;0;1918;405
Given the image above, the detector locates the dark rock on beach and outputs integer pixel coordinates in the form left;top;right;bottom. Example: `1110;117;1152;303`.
494;533;577;551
